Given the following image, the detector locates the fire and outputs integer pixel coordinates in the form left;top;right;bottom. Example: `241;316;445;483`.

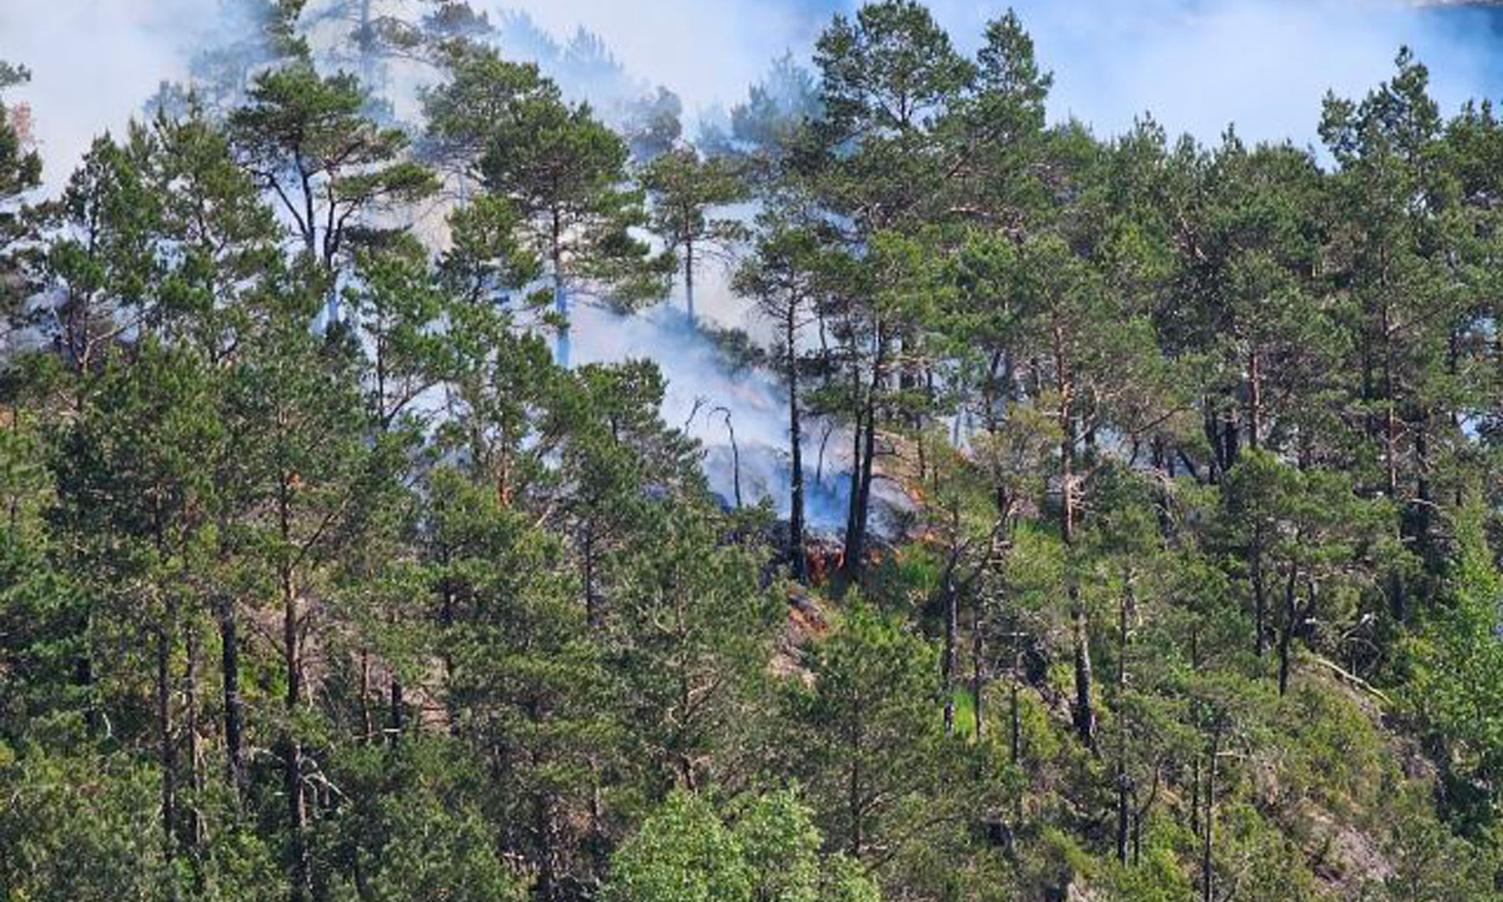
803;535;844;585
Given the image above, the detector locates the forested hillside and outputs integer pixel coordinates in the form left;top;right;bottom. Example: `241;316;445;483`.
5;1;1503;899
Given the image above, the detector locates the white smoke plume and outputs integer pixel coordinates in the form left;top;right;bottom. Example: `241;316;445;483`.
4;0;1502;531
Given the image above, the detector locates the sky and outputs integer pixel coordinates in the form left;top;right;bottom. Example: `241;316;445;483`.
3;1;1503;183
487;0;1503;146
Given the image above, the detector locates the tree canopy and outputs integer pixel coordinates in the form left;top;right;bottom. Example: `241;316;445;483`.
5;4;1503;900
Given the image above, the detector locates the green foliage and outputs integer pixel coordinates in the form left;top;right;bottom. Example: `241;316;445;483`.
1400;504;1503;840
604;789;878;902
320;741;523;901
230;60;436;269
9;6;1503;902
604;791;753;901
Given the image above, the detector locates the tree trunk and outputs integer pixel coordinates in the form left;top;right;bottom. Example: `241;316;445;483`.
360;649;373;741
1221;409;1238;470
843;324;886;580
534;789;558;901
722;410;743;508
219;595;246;799
971;600;984;741
1115;578;1131;863
1252;527;1267;659
551;212;569;368
184;621;203;849
1415;411;1434;568
76;611;97;733
157;618;177;863
1071;604;1095;748
1009;643;1021;766
1247;346;1262;451
1191;755;1200;838
942;575;958;736
1278;566;1298;696
1057;330;1094;749
844;396;878;579
388;674;404;747
583;526;601;631
1381;300;1398;499
280;533;309;899
684;237;695;322
787;309;807;583
1202;727;1220;902
842;352;865;575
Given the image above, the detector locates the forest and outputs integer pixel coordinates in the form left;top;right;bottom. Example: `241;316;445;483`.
4;0;1503;899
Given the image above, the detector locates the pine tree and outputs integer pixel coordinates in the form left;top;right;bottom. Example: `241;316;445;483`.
642;146;746;322
425;44;668;366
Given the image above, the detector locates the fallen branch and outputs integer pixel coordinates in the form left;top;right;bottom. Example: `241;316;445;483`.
1311;656;1391;706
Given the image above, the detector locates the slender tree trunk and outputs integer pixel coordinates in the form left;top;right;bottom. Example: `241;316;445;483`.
721;410;743;508
1202;727;1220;902
184;620;203;849
280;486;309;900
971;600;984;741
1221;409;1238;470
1252;527;1267;659
360;649;373;742
1062;435;1093;747
1381;300;1398;499
157;617;177;863
1202;405;1221;482
388;674;403;747
843;324;885;579
583;527;600;631
1247;346;1262;452
1414;411;1436;580
1071;604;1095;749
551;212;568;368
534;789;557;901
684;237;695;322
850;395;877;567
1191;755;1200;839
842;357;864;573
1115;577;1131;863
1278;566;1298;696
1009;643;1021;766
76;611;96;733
1057;326;1094;749
942;571;958;736
219;595;246;799
787;307;807;583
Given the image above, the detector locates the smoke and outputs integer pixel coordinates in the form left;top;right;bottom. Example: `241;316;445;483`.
476;1;1503;147
5;0;1503;532
570;301;860;528
7;1;1503;183
0;0;222;190
483;1;827;115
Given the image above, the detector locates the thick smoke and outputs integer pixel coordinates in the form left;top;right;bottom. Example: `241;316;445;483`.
571;301;860;527
0;0;219;190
